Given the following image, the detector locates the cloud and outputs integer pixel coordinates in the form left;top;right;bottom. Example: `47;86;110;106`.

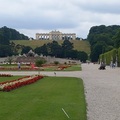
0;0;78;29
74;0;120;14
0;0;120;38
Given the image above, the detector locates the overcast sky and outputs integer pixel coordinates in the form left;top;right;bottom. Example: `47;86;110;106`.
0;0;120;39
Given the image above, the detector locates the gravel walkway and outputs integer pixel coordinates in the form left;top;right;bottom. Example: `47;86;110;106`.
81;63;120;120
0;63;120;120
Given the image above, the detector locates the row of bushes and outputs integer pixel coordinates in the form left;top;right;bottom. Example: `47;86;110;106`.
99;48;120;66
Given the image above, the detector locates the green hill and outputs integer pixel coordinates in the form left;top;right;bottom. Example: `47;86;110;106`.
11;40;91;54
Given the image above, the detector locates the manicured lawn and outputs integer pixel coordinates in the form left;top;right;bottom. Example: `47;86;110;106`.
0;76;86;120
64;65;81;71
0;76;23;82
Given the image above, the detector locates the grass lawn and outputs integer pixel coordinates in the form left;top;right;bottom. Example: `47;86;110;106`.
64;65;81;71
0;76;23;82
0;76;86;120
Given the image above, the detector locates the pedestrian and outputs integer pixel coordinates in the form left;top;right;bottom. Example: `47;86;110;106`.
18;62;21;70
54;72;56;76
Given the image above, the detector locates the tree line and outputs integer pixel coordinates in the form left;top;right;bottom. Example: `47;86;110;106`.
0;26;29;45
87;25;120;62
21;40;88;62
0;26;88;62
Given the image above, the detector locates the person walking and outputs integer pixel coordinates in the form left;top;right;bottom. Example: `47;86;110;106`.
18;62;21;70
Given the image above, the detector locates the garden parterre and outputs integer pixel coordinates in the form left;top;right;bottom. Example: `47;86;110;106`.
0;76;86;120
0;75;43;91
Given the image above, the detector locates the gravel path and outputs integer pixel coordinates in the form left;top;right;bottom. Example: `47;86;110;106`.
0;63;120;120
81;63;120;120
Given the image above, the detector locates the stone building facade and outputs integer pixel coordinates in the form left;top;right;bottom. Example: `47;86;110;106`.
36;30;76;40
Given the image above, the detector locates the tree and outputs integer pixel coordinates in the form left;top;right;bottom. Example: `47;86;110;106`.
114;29;120;48
77;51;88;62
0;28;10;45
66;50;78;59
62;40;73;51
35;41;63;57
21;46;33;54
48;41;62;57
34;44;48;56
87;25;120;62
62;40;73;58
0;45;13;57
6;56;14;65
35;59;46;67
90;42;106;62
0;26;29;40
54;61;59;65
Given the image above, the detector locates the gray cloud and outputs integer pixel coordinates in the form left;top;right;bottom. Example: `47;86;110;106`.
81;3;120;14
0;0;120;38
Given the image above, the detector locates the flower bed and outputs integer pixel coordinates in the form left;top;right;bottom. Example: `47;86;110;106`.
0;67;40;71
0;74;13;77
57;65;71;70
0;75;43;92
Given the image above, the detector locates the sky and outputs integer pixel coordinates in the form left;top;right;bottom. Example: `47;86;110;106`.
0;0;120;39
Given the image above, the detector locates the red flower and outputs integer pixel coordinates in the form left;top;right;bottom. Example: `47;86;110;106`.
0;75;44;92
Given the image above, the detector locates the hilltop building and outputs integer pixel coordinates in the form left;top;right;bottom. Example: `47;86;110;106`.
36;30;76;40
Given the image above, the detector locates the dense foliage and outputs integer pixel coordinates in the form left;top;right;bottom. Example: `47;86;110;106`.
99;46;120;67
0;26;29;57
34;40;88;62
0;26;29;42
21;46;33;55
0;45;13;57
35;59;46;67
87;25;120;62
99;48;118;66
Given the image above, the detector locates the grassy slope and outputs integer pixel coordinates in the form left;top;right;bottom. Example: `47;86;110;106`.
11;40;91;54
0;76;86;120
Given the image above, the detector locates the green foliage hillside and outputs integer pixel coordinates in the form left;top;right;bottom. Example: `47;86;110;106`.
0;26;29;42
87;25;120;62
0;26;29;57
11;40;91;54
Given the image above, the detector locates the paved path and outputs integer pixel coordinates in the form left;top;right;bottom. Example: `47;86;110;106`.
0;64;120;120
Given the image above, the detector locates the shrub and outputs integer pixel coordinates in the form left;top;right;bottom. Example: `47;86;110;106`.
35;59;46;67
54;61;59;65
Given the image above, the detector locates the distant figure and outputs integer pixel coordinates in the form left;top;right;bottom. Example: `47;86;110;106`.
31;63;35;69
99;62;106;70
112;63;116;68
110;61;113;68
110;61;116;68
54;72;56;76
18;62;21;70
